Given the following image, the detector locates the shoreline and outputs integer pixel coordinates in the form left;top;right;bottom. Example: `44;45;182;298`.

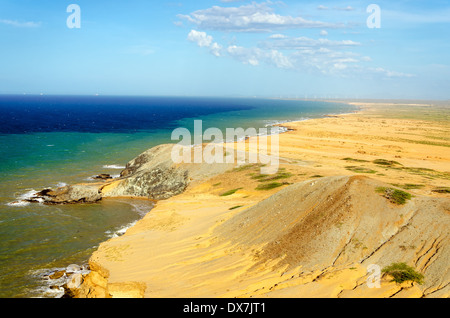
30;99;359;297
35;99;450;298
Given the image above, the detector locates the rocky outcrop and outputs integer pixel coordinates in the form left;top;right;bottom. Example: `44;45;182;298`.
34;184;103;204
101;144;234;200
33;143;234;204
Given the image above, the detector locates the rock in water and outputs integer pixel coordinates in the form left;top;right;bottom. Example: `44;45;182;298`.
66;273;83;290
34;184;103;205
33;144;233;204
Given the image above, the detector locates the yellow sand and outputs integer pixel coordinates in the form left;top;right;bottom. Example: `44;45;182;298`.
85;101;449;298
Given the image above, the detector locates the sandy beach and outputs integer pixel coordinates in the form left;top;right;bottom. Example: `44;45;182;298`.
69;100;449;298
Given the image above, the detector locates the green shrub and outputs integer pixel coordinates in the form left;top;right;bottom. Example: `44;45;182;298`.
376;187;411;205
255;182;285;191
373;159;402;166
432;187;450;193
220;188;243;196
251;172;293;182
346;166;377;174
342;157;369;163
390;183;424;190
382;263;424;285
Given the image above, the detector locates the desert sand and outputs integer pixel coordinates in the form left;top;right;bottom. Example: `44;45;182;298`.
71;100;449;298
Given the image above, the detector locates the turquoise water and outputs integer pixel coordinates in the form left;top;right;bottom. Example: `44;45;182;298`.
0;96;356;297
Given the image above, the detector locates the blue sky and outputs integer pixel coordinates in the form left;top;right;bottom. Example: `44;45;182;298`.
0;0;449;99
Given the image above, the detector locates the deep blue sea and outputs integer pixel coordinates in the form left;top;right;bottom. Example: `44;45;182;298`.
0;95;356;297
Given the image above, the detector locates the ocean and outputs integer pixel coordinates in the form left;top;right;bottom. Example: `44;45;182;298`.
0;95;356;297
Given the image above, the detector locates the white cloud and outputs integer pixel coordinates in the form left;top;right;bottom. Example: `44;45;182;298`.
0;19;41;28
318;5;355;11
269;33;287;39
188;30;213;47
369;67;415;78
261;35;360;49
335;6;355;11
187;30;415;79
178;2;344;33
182;6;415;79
187;30;223;56
210;42;223;57
226;45;293;69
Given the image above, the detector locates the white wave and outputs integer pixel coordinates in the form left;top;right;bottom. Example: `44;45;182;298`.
30;264;91;298
102;165;125;170
6;200;30;207
109;221;138;238
17;189;39;200
7;189;42;207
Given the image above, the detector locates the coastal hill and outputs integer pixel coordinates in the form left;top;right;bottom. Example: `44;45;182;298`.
36;101;449;298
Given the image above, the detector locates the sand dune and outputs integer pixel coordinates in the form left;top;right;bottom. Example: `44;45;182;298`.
69;101;449;298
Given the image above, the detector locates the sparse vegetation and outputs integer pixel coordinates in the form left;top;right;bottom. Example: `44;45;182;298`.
346;166;377;174
255;182;287;191
382;263;424;285
373;159;402;166
229;205;244;210
311;175;324;178
396;167;450;180
376;187;412;205
432;187;450;193
250;171;293;182
390;183;425;190
232;164;261;172
342;157;369;163
220;188;243;196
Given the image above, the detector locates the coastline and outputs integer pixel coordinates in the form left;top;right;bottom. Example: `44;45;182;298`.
41;100;450;298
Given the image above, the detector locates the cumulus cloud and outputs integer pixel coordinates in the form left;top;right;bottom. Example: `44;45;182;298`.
182;4;414;79
226;45;293;69
187;30;223;56
178;2;344;32
188;29;213;47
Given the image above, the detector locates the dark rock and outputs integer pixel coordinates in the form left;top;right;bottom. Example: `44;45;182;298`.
93;174;112;180
49;270;65;280
35;189;53;197
35;184;103;205
62;284;76;298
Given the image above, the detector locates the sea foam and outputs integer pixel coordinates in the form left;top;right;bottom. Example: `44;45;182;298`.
7;189;43;207
102;165;125;169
